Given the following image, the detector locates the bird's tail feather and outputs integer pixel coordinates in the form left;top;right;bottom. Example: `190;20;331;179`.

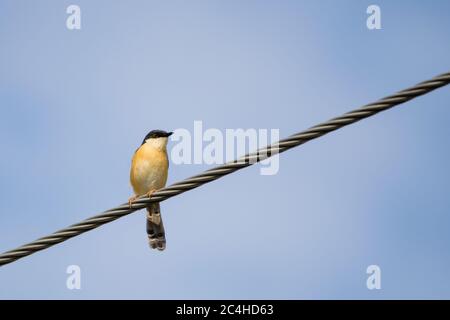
146;202;166;251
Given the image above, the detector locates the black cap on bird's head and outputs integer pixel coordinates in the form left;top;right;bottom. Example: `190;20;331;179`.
142;130;173;145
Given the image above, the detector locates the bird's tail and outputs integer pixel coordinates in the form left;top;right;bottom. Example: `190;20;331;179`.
146;202;166;251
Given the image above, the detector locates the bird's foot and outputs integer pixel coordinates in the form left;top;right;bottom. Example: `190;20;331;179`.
128;189;158;209
145;189;157;198
128;195;139;208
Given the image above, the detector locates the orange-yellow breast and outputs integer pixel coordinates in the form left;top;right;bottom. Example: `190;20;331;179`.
130;143;169;195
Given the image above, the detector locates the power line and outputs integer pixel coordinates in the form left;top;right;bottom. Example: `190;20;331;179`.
0;71;449;268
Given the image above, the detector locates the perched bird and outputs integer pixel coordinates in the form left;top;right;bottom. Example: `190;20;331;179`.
129;130;173;251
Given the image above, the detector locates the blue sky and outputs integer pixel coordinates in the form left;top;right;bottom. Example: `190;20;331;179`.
0;0;449;299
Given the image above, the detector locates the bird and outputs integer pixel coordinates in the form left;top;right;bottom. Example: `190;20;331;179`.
129;129;173;251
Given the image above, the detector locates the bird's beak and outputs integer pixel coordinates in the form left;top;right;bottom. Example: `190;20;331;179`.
166;132;173;137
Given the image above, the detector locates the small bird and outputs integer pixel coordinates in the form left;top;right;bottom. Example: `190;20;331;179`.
129;130;173;251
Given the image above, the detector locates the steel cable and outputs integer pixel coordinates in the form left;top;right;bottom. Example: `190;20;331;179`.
0;71;449;267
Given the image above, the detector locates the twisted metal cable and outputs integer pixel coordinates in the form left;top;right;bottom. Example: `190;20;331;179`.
1;71;449;267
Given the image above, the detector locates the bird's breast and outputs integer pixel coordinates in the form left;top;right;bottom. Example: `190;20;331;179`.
130;144;169;195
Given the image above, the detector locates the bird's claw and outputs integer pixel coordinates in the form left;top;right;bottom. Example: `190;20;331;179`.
128;189;157;209
146;189;157;198
128;195;139;208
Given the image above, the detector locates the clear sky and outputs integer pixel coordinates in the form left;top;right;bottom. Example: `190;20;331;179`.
0;0;449;299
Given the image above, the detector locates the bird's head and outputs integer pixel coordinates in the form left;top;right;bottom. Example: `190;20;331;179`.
141;130;173;150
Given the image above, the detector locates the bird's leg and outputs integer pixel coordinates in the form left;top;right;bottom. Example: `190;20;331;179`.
145;189;157;199
128;195;140;208
128;188;158;208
